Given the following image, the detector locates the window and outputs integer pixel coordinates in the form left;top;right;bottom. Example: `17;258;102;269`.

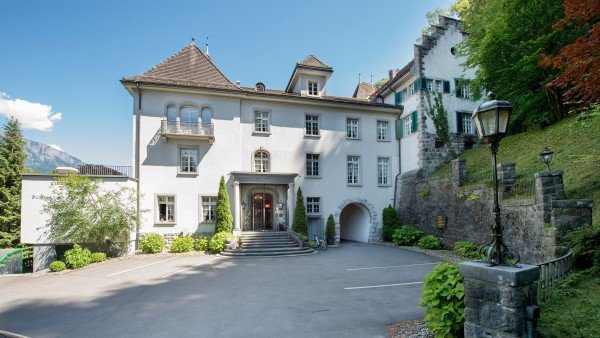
455;79;472;99
201;107;212;124
306;154;320;177
402;88;408;100
157;195;175;223
347;156;360;185
306;197;321;215
180;106;199;125
305;114;319;136
457;112;474;134
404;115;413;136
375;95;384;104
166;105;177;122
308;81;318;96
255;82;265;92
460;84;471;99
377;157;390;186
254;111;270;133
254;150;270;173
377;120;389;141
435;80;443;93
180;147;198;173
426;79;433;92
346;118;359;139
201;196;217;223
409;85;415;97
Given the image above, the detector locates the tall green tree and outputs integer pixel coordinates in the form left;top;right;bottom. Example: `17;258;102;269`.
292;187;307;236
214;176;233;233
381;205;401;242
0;118;27;247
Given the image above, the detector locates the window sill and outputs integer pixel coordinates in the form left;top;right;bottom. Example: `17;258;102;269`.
304;134;321;139
252;131;271;137
307;214;322;217
346;137;361;141
200;221;215;224
378;184;392;188
177;171;198;177
155;222;176;227
305;176;322;179
347;184;362;187
377;139;391;142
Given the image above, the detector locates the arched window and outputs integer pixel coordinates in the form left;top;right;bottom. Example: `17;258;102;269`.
255;82;265;92
254;150;270;173
201;107;212;124
166;104;178;122
180;106;199;125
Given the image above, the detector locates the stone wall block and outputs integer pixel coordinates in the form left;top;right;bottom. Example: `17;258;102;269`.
451;158;467;187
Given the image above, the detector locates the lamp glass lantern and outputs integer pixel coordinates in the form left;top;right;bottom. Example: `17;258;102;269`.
540;147;554;171
471;92;513;143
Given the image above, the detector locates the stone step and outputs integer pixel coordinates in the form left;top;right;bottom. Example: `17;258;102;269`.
234;246;306;253
241;239;293;244
242;243;298;249
241;232;289;237
221;248;314;257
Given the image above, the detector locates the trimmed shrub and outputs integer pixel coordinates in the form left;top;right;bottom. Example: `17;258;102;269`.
420;263;465;337
392;226;423;246
214;176;234;233
418;235;442;250
49;261;66;272
170;236;195;253
91;252;107;263
381;205;401;242
326;214;336;238
141;233;165;254
64;244;92;269
208;232;232;254
292;188;308;235
195;236;210;251
453;241;481;258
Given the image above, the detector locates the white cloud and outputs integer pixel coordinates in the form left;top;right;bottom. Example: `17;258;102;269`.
48;144;63;152
0;92;62;131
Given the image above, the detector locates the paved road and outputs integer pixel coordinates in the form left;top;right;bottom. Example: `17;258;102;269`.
0;242;440;338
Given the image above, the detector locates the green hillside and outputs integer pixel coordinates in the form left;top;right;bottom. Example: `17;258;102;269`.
434;107;600;226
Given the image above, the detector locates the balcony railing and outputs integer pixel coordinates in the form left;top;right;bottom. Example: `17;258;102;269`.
77;165;132;177
160;120;214;140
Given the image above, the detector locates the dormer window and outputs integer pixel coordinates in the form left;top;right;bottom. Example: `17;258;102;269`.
308;81;319;96
255;82;265;92
375;95;384;104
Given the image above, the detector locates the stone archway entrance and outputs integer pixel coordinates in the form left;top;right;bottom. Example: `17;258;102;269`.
334;199;379;243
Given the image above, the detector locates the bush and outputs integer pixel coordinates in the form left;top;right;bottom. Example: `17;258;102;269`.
326;214;336;238
453;241;481;258
418;235;442;250
292;188;308;235
420;263;465;337
392;226;423;246
195;236;210;251
381;205;401;242
170;236;195;253
141;233;165;254
208;232;232;254
91;252;107;263
214;176;234;233
564;226;600;273
64;244;92;269
49;261;66;272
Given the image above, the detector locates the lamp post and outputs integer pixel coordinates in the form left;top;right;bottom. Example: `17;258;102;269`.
472;92;519;266
540;147;554;171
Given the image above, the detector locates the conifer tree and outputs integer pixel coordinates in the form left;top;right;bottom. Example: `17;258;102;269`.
214;176;233;233
0;118;27;247
381;205;401;242
292;187;307;236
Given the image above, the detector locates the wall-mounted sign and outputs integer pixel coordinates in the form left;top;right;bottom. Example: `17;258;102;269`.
436;215;446;230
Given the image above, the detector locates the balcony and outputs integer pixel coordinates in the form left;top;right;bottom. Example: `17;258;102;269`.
159;120;215;143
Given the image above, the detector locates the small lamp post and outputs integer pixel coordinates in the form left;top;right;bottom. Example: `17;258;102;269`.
472;92;519;266
540;147;554;171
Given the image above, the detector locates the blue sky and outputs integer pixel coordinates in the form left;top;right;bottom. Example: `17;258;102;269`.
0;0;452;165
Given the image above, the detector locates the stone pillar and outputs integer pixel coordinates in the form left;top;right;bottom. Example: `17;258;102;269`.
460;262;540;338
534;170;565;222
287;183;295;230
233;182;241;234
451;159;467;187
33;245;56;272
497;162;516;197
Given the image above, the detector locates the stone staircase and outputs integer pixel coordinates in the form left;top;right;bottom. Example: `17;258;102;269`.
221;231;314;257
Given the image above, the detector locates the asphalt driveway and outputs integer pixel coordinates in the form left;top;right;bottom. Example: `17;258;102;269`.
0;243;440;338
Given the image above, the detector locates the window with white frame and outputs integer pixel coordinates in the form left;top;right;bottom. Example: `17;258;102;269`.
306;197;321;215
377;157;391;186
254;150;270;172
157;195;175;223
308;81;318;96
346;118;359;139
377;120;389;141
402;88;409;100
201;196;217;223
305;114;319;136
409;85;415;97
166;105;177;122
426;79;433;92
254;111;270;133
460;84;472;99
457;112;474;134
347;156;360;185
180;147;198;173
404;115;413;136
435;80;443;92
306;154;320;177
180;106;199;125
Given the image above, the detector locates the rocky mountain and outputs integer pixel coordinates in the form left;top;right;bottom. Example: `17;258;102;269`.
0;131;85;173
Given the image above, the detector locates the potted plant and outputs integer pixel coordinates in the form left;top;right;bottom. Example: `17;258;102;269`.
326;214;336;245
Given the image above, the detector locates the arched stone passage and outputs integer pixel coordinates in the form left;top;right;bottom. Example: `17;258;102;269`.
334;198;380;243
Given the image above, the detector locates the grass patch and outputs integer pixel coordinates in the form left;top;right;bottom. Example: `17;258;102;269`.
537;272;600;337
434;109;600;226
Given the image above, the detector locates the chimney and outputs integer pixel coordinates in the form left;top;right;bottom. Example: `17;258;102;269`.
388;69;399;80
236;81;241;87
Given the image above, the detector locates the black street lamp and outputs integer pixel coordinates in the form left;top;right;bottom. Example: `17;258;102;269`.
472;92;519;266
540;147;554;171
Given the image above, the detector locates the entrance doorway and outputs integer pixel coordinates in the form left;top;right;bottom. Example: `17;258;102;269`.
339;203;370;243
251;192;273;231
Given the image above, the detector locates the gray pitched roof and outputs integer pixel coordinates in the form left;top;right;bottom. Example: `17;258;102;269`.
297;55;333;70
122;44;237;90
352;82;377;100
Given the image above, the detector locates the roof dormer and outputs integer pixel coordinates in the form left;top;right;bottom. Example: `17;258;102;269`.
285;55;333;97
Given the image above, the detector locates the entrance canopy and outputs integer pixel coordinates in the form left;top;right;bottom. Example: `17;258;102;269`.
229;172;298;185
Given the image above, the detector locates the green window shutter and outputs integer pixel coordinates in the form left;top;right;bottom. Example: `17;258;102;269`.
411;111;418;132
455;79;462;98
456;112;463;133
394;91;403;105
413;79;420;92
443;80;450;93
420;78;427;91
395;118;403;139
